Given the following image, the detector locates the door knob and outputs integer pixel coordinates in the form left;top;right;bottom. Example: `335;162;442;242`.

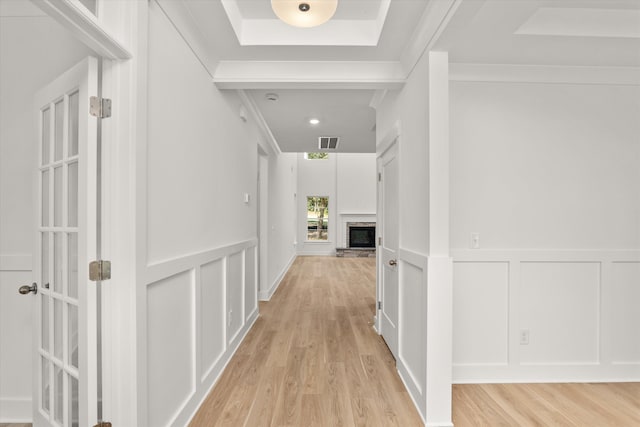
388;259;397;266
18;283;37;295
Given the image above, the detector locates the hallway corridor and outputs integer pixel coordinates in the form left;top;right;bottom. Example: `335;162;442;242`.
189;256;423;426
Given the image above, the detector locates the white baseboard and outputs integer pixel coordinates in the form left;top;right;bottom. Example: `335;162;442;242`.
258;254;296;301
396;362;425;424
182;309;259;426
0;397;32;423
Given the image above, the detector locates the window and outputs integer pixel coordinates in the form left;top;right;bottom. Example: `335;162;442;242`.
307;196;329;241
304;152;329;160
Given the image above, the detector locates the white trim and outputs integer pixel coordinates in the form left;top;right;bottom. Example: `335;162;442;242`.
369;89;388;110
376;121;401;157
0;397;32;423
449;63;640;86
213;61;406;90
238;90;282;155
397;366;426;424
0;255;32;271
184;310;259;426
221;0;390;47
144;239;258;284
31;0;132;60
259;254;296;301
400;0;462;75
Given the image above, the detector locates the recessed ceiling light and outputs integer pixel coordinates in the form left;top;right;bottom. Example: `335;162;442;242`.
309;118;320;125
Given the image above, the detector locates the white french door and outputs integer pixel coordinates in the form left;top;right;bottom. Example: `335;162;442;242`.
33;57;99;427
378;140;399;359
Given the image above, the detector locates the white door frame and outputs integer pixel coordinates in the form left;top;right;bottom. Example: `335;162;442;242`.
31;1;142;426
375;123;401;334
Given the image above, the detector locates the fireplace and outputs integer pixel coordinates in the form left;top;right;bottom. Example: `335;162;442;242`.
346;222;376;249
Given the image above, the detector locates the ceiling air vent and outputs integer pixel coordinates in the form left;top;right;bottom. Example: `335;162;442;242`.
318;136;339;150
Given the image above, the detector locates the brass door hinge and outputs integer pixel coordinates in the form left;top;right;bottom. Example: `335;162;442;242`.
89;260;111;281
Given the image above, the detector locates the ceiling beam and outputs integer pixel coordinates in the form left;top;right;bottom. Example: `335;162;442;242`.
213;61;406;90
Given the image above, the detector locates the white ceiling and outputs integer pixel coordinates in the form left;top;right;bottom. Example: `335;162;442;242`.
435;0;640;67
248;89;376;152
161;0;640;153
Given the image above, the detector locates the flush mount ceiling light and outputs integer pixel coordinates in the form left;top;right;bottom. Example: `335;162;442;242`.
309;118;320;125
271;0;338;28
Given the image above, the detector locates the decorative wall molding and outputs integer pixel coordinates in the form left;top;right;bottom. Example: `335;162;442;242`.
143;239;260;426
450;63;640;86
452;249;640;383
0;397;32;423
237;90;282;155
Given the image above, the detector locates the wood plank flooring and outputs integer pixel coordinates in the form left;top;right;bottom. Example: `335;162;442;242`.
190;256;423;426
452;382;640;427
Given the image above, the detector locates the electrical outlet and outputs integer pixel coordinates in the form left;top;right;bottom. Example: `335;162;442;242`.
520;329;530;345
471;232;480;249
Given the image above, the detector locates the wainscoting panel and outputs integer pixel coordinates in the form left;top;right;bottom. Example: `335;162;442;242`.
144;239;259;427
147;271;196;427
227;251;244;344
244;247;257;323
453;262;509;365
0;256;33;423
199;259;225;381
452;250;640;383
520;262;600;365
610;262;640;364
396;248;428;420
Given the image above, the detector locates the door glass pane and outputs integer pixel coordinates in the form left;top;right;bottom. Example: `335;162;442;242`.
42;107;50;165
78;0;97;15
54;100;64;162
42;170;50;227
69;374;79;427
68;233;78;299
54;166;62;227
54;232;63;293
41;357;50;413
42;232;50;288
68;162;78;227
68;304;78;369
54;299;63;360
41;295;49;352
54;365;63;423
68;91;79;156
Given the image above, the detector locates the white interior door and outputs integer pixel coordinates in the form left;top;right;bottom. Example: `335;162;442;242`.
32;57;99;427
378;140;399;359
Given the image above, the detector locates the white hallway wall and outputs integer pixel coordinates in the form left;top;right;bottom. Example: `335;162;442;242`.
296;153;376;255
260;152;298;300
450;80;640;382
0;12;93;422
375;51;453;425
138;2;269;425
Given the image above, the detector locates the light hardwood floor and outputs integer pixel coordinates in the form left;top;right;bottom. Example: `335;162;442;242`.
452;382;640;426
190;255;640;427
190;256;423;426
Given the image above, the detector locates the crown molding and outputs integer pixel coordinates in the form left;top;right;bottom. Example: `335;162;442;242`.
237;90;282;156
450;63;640;86
213;61;406;89
400;0;463;76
